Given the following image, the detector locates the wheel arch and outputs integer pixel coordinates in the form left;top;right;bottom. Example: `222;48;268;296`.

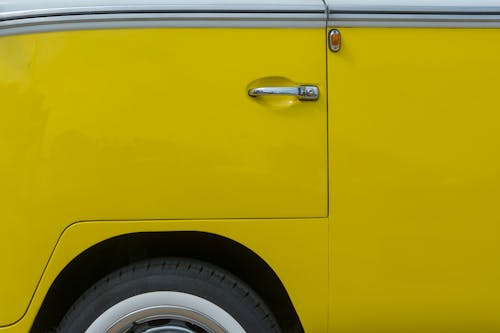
31;231;304;333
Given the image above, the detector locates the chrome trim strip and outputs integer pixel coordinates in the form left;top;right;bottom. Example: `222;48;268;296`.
0;12;325;37
1;0;325;18
330;7;500;14
5;1;500;32
327;1;500;14
325;0;500;28
329;13;500;28
0;2;327;35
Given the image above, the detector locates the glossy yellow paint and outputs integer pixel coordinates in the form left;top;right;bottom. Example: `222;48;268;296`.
0;219;329;333
329;28;500;333
6;22;500;333
0;28;327;326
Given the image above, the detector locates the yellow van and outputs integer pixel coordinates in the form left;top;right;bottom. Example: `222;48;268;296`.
1;1;500;332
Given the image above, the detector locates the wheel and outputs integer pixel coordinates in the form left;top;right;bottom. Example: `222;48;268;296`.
56;258;281;333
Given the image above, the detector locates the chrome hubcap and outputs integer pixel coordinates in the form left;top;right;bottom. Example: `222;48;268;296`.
128;319;208;333
105;306;226;333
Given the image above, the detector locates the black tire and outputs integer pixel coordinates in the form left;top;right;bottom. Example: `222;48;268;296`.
56;258;281;333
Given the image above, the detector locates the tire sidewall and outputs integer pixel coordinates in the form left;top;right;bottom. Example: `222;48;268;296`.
57;260;279;333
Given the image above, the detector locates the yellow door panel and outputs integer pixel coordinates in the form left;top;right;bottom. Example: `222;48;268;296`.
329;28;500;332
0;28;326;325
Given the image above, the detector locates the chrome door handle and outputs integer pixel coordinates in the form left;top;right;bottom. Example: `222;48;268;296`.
248;85;319;101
